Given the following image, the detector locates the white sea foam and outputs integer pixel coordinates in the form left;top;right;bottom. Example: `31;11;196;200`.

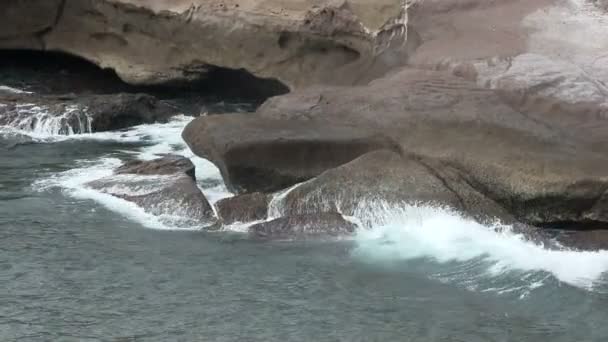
31;115;232;229
352;202;608;292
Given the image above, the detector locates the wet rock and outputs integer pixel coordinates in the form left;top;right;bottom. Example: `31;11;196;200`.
554;230;608;251
276;150;514;224
187;67;608;229
216;192;270;225
0;92;178;134
249;212;356;239
182;114;398;193
88;155;216;226
0;0;415;88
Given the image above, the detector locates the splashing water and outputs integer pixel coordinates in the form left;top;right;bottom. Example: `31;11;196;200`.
352;202;608;293
2;103;93;136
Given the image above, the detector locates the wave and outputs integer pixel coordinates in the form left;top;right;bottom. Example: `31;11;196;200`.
351;202;608;293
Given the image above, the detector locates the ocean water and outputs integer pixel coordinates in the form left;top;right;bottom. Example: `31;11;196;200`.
2;112;608;341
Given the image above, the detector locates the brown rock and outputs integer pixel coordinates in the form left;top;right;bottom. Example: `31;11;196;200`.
0;0;414;88
185;67;608;229
88;155;216;226
216;192;270;224
182;114;399;193
249;212;356;239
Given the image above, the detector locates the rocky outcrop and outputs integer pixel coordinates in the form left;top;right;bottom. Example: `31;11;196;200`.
440;54;608;153
88;155;216;226
0;0;416;88
216;192;270;225
0;92;178;134
182;113;398;192
185;67;608;231
249;212;356;239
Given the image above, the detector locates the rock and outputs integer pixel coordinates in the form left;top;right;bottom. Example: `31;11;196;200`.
554;230;608;251
0;92;178;134
273;150;514;225
88;155;216;226
187;67;608;229
442;54;608;152
182;114;399;193
0;0;416;88
216;192;270;225
249;212;356;239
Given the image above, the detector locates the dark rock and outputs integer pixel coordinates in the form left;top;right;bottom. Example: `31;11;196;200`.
249;212;356;240
0;92;178;134
88;155;216;226
182;114;399;193
216;192;270;225
554;230;608;251
116;154;195;179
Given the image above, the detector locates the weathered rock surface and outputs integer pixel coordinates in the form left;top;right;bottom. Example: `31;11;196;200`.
0;0;415;88
440;54;608;153
182;114;398;192
88;155;216;226
249;212;356;239
185;67;608;231
0;92;178;134
216;192;270;225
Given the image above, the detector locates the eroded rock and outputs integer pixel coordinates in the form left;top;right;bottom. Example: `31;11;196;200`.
0;92;178;134
186;67;608;230
249;212;356;239
0;0;415;88
216;192;270;225
88;155;216;226
182;114;398;192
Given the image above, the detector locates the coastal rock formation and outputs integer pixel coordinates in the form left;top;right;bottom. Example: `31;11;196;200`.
216;192;270;225
182;113;398;192
441;54;608;153
185;67;608;231
0;92;178;134
0;0;415;88
88;155;216;226
249;212;356;239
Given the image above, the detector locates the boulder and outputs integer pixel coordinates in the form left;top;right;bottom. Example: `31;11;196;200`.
0;92;178;134
273;150;514;225
249;212;356;239
185;67;608;230
216;192;271;225
182;113;398;192
88;155;216;226
0;0;416;88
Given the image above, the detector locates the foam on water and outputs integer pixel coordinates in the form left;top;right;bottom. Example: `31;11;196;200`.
30;115;232;229
352;202;608;293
